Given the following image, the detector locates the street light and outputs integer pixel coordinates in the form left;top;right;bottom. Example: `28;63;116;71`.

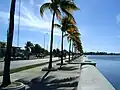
17;0;21;47
44;33;48;50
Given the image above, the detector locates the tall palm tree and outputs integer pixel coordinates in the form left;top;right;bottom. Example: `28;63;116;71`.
1;0;16;87
72;41;74;59
40;0;79;69
54;16;76;65
75;38;84;55
71;31;83;56
65;29;80;62
72;36;81;58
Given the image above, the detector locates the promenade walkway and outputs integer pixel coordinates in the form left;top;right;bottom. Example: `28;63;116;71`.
0;56;83;90
0;56;115;90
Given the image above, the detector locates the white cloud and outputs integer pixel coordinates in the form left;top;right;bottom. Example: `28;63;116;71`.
0;0;61;36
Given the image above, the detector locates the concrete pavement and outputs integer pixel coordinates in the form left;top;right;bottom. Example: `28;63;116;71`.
0;57;58;72
77;65;115;90
0;57;70;82
0;57;81;90
0;56;116;90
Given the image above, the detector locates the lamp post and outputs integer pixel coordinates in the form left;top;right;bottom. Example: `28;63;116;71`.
44;33;48;50
17;0;21;47
43;33;48;56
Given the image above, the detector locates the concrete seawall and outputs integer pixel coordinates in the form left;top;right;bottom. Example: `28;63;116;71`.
77;56;116;90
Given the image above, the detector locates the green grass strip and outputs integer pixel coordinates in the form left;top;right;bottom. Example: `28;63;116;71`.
0;59;61;76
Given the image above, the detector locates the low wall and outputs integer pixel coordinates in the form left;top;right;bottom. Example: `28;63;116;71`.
77;65;116;90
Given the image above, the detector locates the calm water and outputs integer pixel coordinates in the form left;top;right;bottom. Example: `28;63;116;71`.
87;55;120;90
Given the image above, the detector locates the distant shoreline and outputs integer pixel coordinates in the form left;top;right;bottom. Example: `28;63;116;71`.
84;52;120;55
84;54;120;55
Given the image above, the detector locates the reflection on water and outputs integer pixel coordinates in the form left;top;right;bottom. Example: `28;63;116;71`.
88;55;120;90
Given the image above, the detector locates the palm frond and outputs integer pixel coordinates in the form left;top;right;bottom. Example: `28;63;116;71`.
67;35;71;42
71;36;80;43
49;5;54;13
56;9;62;20
67;28;78;34
63;33;69;37
61;8;75;21
67;25;78;31
74;31;81;36
54;0;60;4
60;1;79;12
54;24;61;29
40;3;51;17
62;16;76;25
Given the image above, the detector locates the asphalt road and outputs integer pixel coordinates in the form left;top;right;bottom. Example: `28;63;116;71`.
0;57;59;71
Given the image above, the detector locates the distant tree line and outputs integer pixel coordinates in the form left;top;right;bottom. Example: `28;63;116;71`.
84;52;120;55
24;41;49;56
0;41;49;58
0;41;7;58
52;48;70;57
0;41;75;58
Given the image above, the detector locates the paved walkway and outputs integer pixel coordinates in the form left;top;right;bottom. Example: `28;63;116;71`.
0;56;83;90
71;56;86;63
0;57;65;82
77;65;115;90
0;56;73;81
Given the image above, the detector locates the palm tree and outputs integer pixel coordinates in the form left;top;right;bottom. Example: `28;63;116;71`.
71;34;82;60
72;36;80;58
54;16;76;65
72;41;74;59
1;0;16;87
40;0;79;69
70;31;83;56
65;29;80;62
75;38;84;55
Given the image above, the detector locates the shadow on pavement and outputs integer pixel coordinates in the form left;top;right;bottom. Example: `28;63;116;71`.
58;66;79;71
16;71;79;90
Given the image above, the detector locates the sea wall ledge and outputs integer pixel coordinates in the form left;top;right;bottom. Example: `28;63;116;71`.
77;63;116;90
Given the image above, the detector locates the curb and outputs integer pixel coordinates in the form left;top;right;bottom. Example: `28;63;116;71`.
0;58;62;76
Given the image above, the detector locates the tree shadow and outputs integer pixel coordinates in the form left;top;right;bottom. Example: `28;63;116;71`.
16;71;79;90
58;66;79;71
28;76;79;90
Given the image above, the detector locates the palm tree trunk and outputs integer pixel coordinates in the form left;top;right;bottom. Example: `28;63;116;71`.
72;43;74;60
1;0;16;87
69;39;71;62
61;31;64;65
49;11;55;69
75;47;77;58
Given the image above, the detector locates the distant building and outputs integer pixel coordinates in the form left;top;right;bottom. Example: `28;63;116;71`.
11;46;21;57
0;46;22;57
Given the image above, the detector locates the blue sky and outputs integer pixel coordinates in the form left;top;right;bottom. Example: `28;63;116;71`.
0;0;120;52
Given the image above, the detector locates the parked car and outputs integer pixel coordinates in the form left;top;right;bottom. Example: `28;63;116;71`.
36;53;45;58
